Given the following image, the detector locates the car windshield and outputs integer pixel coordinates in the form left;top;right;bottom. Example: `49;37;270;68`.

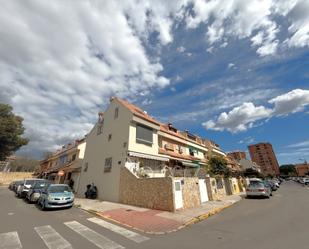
25;180;37;186
249;182;264;188
48;185;71;193
33;181;50;188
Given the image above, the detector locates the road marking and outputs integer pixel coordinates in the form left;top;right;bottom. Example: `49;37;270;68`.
88;217;149;243
0;231;22;249
64;221;124;249
34;225;72;249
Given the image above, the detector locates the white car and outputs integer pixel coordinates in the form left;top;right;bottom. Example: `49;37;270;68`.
16;179;46;198
302;178;309;185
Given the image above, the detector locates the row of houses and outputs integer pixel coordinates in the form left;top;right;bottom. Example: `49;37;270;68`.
37;97;257;212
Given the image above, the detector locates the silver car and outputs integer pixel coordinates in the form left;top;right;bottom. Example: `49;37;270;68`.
38;184;74;210
16;179;46;198
246;180;272;198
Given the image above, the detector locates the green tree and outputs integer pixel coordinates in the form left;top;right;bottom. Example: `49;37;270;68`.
0;103;28;160
280;164;296;176
207;156;231;177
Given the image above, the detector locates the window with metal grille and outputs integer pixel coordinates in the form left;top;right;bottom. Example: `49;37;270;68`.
114;107;119;119
104;157;112;172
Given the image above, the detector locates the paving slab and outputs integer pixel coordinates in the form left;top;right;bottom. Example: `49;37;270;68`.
75;193;244;234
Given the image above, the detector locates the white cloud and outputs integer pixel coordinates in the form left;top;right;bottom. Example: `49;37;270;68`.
1;0;309;156
286;140;309;148
228;63;235;69
186;0;309;56
0;1;172;157
203;102;273;132
269;89;309;115
177;46;186;53
204;88;309;133
238;136;255;144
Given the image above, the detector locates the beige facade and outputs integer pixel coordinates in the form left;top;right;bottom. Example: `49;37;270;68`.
75;97;242;211
77;99;132;201
238;158;261;172
38;139;86;192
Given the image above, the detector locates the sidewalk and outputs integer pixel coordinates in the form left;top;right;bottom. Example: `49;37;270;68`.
75;193;244;234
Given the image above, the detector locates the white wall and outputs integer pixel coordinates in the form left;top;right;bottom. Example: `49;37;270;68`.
77;99;132;202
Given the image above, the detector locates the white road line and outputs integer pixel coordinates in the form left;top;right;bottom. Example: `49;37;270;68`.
34;225;72;249
64;221;124;249
0;231;22;249
88;217;149;243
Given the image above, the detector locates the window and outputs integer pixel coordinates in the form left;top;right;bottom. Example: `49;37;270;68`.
123;142;127;148
104;157;112;172
189;148;195;156
114;107;119;119
108;134;112;141
136;124;153;145
72;154;76;161
97;119;104;135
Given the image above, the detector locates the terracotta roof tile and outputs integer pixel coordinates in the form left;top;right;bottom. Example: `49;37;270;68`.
115;97;160;125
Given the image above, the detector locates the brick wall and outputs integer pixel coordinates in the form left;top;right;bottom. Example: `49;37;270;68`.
119;167;174;211
0;172;34;185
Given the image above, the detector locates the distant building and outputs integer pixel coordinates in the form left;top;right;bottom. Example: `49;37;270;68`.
295;162;309;177
38;138;86;192
248;143;280;176
227;151;246;161
238;158;261;173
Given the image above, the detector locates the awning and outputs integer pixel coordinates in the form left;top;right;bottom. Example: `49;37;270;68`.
182;161;200;168
128;151;169;162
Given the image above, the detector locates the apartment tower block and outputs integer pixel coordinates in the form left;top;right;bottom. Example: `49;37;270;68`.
248;143;280;176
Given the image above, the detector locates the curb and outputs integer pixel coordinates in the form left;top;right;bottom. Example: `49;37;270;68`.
77;199;240;235
183;202;234;227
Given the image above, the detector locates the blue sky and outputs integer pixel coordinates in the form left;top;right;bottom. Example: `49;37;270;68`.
0;1;308;164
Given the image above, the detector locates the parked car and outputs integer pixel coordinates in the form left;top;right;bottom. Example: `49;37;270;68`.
246;180;272;198
9;180;23;192
38;184;74;210
264;180;277;191
302;178;309;185
26;180;52;203
16;179;46;198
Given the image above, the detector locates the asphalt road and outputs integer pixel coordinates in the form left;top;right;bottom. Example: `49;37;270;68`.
1;181;308;249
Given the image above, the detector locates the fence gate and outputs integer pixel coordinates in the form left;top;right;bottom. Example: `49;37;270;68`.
198;179;209;202
173;180;183;209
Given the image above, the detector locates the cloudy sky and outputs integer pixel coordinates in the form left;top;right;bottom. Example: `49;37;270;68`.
1;0;308;164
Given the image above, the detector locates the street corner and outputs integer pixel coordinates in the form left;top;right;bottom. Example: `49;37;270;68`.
93;208;183;234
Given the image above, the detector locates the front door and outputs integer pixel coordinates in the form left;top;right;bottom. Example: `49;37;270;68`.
199;179;209;202
174;180;183;209
224;178;233;195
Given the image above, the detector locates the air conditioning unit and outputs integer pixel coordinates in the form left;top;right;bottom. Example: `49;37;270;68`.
164;143;174;151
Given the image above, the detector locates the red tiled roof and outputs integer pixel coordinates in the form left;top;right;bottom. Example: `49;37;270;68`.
159;124;188;140
115;97;160;125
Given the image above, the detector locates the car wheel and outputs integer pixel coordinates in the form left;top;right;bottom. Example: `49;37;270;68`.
30;195;36;203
